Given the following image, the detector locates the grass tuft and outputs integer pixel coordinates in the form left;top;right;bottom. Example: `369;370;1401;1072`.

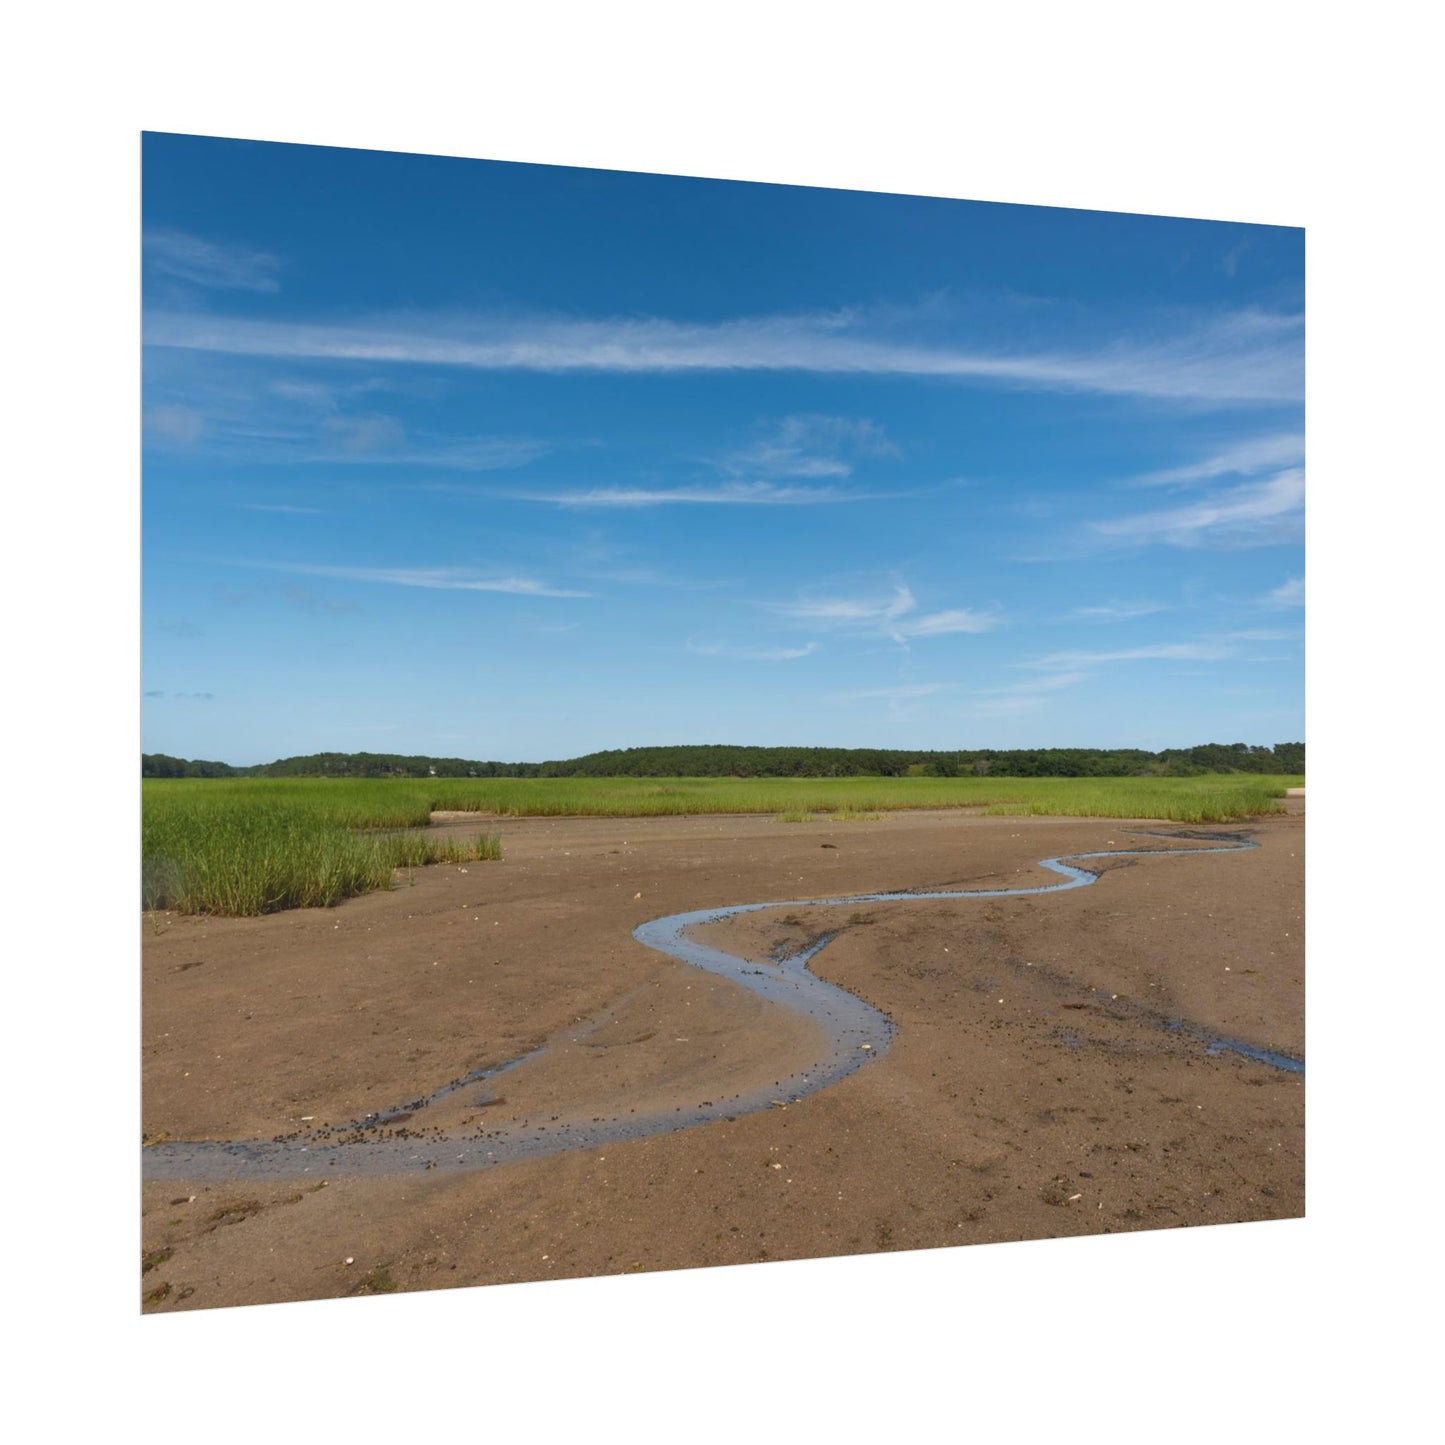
141;1247;173;1275
142;781;503;917
350;1266;400;1295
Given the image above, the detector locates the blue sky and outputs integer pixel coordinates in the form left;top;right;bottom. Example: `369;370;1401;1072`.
142;133;1304;765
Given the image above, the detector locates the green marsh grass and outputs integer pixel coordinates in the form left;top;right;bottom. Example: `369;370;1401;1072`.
414;774;1297;820
142;774;1298;916
142;780;501;916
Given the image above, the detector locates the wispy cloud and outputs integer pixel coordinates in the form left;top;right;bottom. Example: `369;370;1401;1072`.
1090;468;1304;549
720;414;897;479
1260;576;1305;608
965;670;1089;715
145;228;283;292
162;414;547;472
310;423;548;471
688;640;818;661
895;609;997;638
981;671;1089;695
571;565;733;591
1221;240;1253;279
145;405;206;446
778;587;916;626
239;503;324;515
970;696;1047;716
1068;601;1169;621
522;481;872;508
777;584;999;640
236;561;591;598
319;413;405;454
1127;431;1304;488
1025;642;1232;669
284;586;359;615
144;305;1304;403
827;683;947;703
143;357;548;471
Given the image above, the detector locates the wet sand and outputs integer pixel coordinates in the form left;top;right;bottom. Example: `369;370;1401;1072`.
141;804;1304;1310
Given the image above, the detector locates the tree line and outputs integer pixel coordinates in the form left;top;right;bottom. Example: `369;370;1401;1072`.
143;741;1304;780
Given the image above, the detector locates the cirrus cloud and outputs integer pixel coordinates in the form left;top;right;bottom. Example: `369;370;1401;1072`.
1090;469;1304;549
144;304;1304;403
145;228;284;293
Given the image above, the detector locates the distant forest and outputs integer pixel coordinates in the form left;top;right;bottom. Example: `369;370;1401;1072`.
143;741;1304;780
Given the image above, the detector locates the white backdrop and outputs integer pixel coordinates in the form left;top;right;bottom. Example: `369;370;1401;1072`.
7;2;1433;1439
